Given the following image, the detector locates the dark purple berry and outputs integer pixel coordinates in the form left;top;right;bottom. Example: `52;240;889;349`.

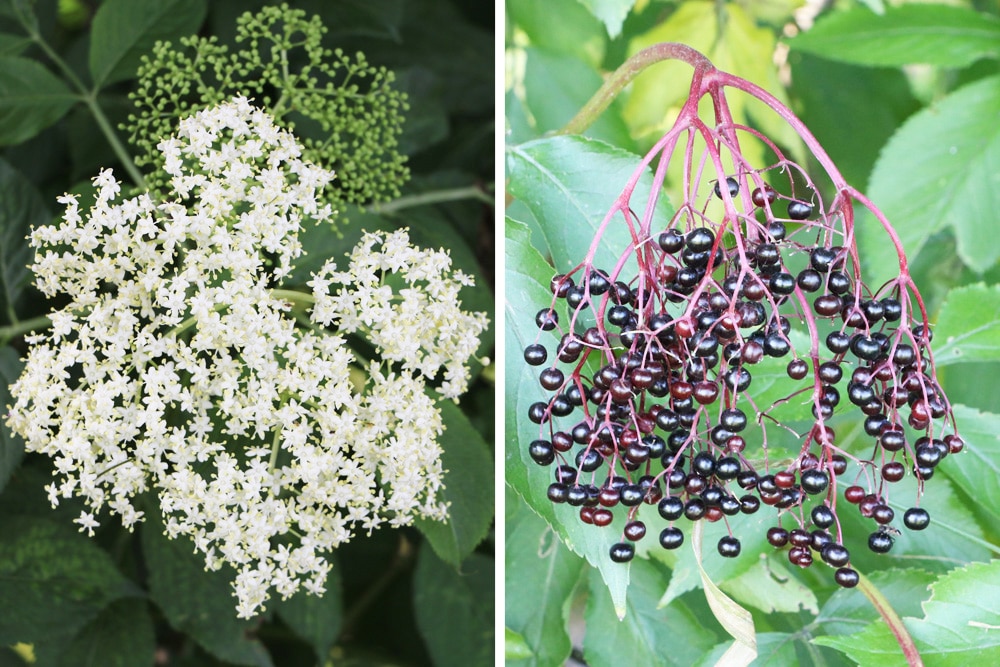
787;200;813;220
904;507;930;530
524;343;547;366
610;542;635;562
718;536;741;558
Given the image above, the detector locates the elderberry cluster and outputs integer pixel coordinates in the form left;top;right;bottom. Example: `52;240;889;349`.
523;168;962;588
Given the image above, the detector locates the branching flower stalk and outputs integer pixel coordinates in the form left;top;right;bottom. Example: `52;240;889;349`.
6;97;489;619
521;44;959;666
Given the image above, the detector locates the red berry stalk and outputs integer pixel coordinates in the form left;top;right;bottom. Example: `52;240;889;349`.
522;44;962;596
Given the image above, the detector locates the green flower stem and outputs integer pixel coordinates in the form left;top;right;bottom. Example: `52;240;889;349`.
0;315;51;346
371;185;494;214
17;14;146;189
856;570;923;666
556;42;713;136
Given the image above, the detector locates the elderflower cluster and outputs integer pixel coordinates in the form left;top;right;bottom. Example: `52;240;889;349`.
5;97;488;619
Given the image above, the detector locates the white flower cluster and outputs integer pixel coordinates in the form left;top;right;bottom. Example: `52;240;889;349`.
5;97;488;618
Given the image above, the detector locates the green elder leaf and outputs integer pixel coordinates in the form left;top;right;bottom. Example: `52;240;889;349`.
933;284;1000;366
506;134;670;276
504;217;630;618
412;547;493;667
505;484;584;667
0;33;30;56
816;568;936;638
505;627;533;661
576;0;634;38
583;557;720;667
0;515;139;644
89;0;207;88
275;558;343;664
0;347;25;493
719;555;818;615
788;4;1000;68
0;157;49;322
815;560;1000;665
413;400;493;567
506;0;605;66
522;47;633;148
141;513;273;667
695;632;804;667
859;75;1000;285
0;56;75;146
939;404;1000;526
55;598;155;667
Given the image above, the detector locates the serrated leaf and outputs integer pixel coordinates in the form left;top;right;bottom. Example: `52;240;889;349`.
939;404;1000;526
859;76;1000;285
575;0;633;38
141;513;273;667
0;56;75;146
505;134;670;275
56;598;155;667
0;515;139;644
275;558;343;664
582;557;720;667
413;400;493;567
933;284;1000;366
412;547;493;667
814;560;1000;665
0;157;49;323
0;347;25;493
788;4;1000;68
505;484;584;667
504;217;630;617
89;0;207;88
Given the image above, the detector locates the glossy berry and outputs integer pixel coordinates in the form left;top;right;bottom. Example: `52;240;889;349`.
800;469;829;495
714;176;739;199
787;200;814;220
868;530;894;554
535;308;558;331
624;520;647;541
718;536;741;558
687;227;716;252
821;544;850;568
658;496;685;521
835;568;860;588
752;185;777;207
904;507;930;530
767;527;789;547
610;542;635;563
524;343;547;366
528;440;555;466
659;527;684;550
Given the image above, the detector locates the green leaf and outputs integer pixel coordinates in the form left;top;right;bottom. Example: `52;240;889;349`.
505;134;670;275
933;284;1000;366
814;560;1000;665
89;0;207;88
690;522;756;667
575;0;634;38
275;558;343;663
505;484;584;667
0;515;139;644
719;555;818;615
859;76;1000;285
940;404;1000;526
504;627;533;661
504;217;630;617
816;568;936;637
0;156;49;322
506;0;605;66
787;52;919;189
56;598;155;667
140;513;273;667
412;547;493;667
0;55;75;146
582;557;720;667
0;347;24;493
522;47;633;148
413;400;493;567
695;632;804;667
788;5;1000;68
0;33;30;56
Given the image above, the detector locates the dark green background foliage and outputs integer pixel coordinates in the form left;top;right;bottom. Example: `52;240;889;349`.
0;0;494;665
506;1;1000;665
